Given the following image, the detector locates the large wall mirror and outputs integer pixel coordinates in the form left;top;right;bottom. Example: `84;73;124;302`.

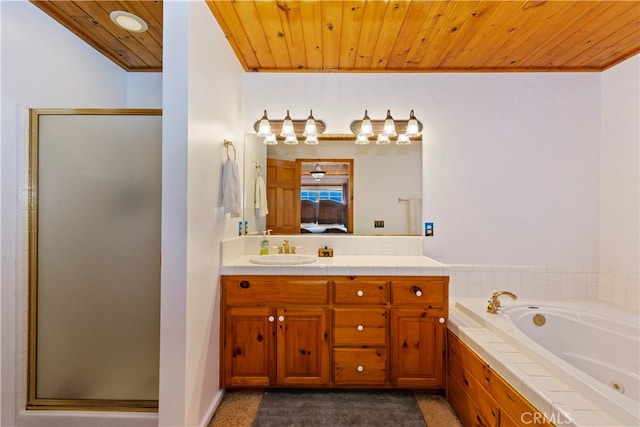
244;134;422;235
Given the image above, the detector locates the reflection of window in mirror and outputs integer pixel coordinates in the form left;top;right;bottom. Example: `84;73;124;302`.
299;159;353;234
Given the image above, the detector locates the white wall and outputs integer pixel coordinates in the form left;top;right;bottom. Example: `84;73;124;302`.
244;72;602;266
600;56;639;274
598;56;640;309
1;1;160;426
160;1;244;426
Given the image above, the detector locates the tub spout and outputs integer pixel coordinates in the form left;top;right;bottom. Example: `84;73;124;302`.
487;290;517;314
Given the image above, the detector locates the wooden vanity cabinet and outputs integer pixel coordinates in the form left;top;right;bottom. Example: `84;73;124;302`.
390;277;448;388
222;276;330;387
221;275;449;389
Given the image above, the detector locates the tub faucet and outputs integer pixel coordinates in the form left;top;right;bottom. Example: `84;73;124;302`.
487;290;517;314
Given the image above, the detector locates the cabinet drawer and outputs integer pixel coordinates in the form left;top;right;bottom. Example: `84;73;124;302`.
391;277;448;308
334;348;386;385
333;278;388;304
333;308;387;346
223;276;329;305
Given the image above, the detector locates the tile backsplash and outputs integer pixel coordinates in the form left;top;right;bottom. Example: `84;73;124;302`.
221;235;424;262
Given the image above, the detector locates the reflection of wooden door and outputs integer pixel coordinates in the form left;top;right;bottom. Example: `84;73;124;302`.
266;158;300;233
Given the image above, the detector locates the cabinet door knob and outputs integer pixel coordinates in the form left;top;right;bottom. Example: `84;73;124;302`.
439;317;445;324
278;315;285;322
411;285;423;297
268;316;275;323
239;280;250;289
356;290;364;297
356;325;364;332
357;365;364;372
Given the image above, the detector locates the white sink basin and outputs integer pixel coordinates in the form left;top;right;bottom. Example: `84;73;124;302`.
249;254;316;265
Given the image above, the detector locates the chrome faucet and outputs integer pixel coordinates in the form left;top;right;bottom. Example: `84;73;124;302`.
486;290;517;314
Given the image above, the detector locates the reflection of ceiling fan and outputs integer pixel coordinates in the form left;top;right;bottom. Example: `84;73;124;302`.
310;164;326;181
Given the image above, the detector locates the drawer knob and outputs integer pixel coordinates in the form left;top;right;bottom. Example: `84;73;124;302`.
268;316;275;323
356;290;364;297
239;280;250;289
439;317;445;324
356;325;364;332
411;285;423;297
278;315;285;322
357;365;364;372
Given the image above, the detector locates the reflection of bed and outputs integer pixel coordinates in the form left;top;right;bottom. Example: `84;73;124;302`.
300;200;347;233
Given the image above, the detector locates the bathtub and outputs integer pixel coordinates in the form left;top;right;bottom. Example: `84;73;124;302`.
451;299;640;427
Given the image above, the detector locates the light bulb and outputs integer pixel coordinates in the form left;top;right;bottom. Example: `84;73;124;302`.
262;133;277;145
303;110;318;137
376;134;390;145
405;110;420;136
280;110;295;137
257;110;272;137
382;110;396;136
284;134;298;145
355;134;370;145
396;134;411;145
359;110;373;137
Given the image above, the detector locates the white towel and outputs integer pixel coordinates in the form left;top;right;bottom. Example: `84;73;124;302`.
254;175;269;217
222;158;241;217
408;197;422;235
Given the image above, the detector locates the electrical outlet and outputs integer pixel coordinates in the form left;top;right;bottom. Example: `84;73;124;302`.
374;220;385;228
425;222;434;236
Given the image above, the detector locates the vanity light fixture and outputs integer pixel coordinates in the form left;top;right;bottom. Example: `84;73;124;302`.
349;110;423;144
254;111;326;145
110;10;148;33
310;164;326;181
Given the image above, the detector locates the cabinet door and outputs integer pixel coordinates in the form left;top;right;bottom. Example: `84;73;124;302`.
390;308;445;388
223;307;276;386
277;307;330;386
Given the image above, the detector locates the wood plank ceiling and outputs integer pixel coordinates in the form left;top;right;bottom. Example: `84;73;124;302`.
30;1;639;73
30;0;163;72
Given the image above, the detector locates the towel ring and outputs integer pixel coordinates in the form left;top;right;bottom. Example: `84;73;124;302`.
223;140;236;160
255;162;262;175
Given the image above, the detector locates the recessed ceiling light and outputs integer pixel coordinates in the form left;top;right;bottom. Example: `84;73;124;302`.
110;10;148;33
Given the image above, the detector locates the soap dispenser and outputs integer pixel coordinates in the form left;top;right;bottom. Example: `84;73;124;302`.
260;230;271;255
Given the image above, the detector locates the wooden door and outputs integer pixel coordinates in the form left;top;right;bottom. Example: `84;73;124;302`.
266;158;301;233
223;307;276;386
389;308;446;388
276;307;330;386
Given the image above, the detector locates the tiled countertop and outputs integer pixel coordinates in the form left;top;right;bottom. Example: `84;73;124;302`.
220;255;449;276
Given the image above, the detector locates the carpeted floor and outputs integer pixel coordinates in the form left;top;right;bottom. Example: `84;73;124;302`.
208;390;462;427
